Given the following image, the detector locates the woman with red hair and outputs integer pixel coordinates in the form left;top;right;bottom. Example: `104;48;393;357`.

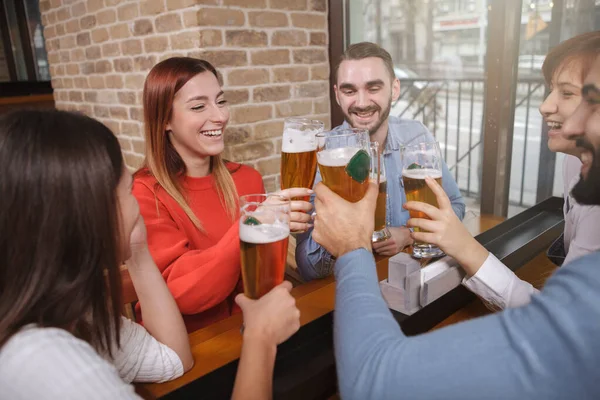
134;57;312;332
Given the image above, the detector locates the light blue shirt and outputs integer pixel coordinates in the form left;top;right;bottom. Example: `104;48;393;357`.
295;116;466;281
334;248;600;400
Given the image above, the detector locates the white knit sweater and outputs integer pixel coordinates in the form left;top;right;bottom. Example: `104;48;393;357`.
0;317;183;399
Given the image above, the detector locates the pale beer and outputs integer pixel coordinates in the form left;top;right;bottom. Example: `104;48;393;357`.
370;141;390;243
280;119;322;200
374;177;387;232
280;130;318;191
240;223;289;300
402;168;442;235
400;142;445;258
317;147;369;203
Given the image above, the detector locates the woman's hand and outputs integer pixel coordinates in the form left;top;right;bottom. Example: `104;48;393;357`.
232;282;299;400
404;176;488;276
235;281;301;346
276;188;314;233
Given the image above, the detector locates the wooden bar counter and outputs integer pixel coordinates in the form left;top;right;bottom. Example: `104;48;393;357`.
138;213;559;399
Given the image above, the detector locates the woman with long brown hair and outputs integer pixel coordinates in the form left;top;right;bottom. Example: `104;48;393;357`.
135;57;312;332
0;109;193;397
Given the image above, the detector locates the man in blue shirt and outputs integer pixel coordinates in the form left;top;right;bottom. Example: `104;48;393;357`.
310;56;600;399
295;42;465;281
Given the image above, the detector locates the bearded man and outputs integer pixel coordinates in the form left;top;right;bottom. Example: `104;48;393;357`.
296;42;465;280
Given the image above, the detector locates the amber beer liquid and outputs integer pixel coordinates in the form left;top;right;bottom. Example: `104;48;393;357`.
281;125;319;201
240;223;289;299
281;150;318;190
374;177;387;232
402;168;442;245
317;147;369;203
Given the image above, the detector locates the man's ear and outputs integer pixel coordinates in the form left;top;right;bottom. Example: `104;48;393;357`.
334;84;341;106
391;78;400;102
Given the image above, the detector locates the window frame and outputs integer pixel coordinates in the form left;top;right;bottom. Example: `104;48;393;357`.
0;0;52;96
328;0;563;217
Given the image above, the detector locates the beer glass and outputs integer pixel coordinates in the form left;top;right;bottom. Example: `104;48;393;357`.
280;118;324;199
239;194;291;299
316;128;375;203
401;142;445;259
370;142;391;243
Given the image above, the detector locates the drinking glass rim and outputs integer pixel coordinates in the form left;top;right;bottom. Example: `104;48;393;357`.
400;141;441;151
315;128;369;139
239;193;290;206
284;117;325;127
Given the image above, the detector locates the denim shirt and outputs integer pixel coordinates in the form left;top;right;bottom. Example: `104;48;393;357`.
295;116;466;281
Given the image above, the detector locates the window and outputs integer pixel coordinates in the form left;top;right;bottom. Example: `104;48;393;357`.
338;0;600;217
511;0;600;215
1;0;51;87
347;0;488;215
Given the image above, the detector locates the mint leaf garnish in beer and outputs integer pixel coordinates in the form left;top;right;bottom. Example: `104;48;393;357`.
344;149;370;183
243;216;261;226
407;162;423;170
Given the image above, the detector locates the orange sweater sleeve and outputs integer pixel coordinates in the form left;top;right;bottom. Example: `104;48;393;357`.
133;182;241;315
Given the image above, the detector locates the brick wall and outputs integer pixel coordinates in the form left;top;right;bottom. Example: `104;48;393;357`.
40;0;330;192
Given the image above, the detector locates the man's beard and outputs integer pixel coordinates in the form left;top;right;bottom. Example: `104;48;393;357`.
571;138;600;206
342;98;392;137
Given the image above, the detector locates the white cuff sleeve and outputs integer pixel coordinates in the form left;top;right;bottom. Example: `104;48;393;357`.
462;253;539;311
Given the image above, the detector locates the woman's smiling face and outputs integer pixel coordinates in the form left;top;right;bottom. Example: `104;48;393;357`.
539;61;584;158
166;71;230;163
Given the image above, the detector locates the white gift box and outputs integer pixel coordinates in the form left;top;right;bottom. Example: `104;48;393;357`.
379;252;465;315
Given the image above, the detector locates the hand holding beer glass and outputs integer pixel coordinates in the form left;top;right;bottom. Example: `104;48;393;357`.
239;195;290;299
280;118;324;200
401;142;445;259
316;128;376;203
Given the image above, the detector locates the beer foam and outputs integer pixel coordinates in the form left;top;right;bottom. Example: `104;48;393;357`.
401;168;442;179
282;128;318;153
317;147;359;167
240;223;290;244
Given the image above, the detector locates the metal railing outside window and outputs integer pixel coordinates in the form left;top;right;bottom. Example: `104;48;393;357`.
393;76;548;210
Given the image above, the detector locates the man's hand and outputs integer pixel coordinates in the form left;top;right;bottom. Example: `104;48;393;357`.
312;182;378;258
372;227;413;256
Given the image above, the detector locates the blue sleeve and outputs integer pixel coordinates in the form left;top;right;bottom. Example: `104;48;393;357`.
295;168;335;281
334;249;600;400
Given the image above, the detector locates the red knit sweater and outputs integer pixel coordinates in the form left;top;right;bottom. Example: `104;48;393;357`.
133;163;265;333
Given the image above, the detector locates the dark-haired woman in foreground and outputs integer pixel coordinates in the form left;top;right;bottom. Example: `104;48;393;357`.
0;110;301;399
0;109;193;398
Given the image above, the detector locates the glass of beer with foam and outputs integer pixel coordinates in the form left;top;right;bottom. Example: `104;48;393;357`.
239;194;291;299
401;142;445;259
370;141;391;243
316;128;375;203
280;118;324;200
